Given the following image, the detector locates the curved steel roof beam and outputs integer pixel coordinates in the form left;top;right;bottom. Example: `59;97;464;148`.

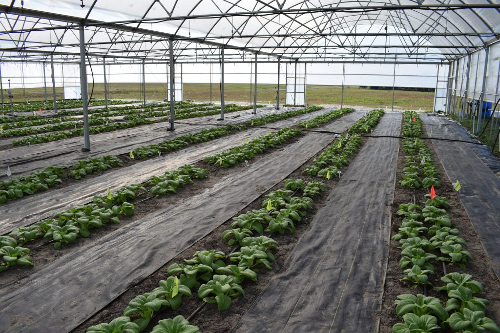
112;3;500;24
187;3;478;57
241;2;344;55
199;0;263;49
84;0;98;22
411;1;478;48
457;0;494;35
173;0;203;37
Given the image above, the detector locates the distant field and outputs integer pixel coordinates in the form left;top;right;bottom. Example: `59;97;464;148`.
3;82;435;110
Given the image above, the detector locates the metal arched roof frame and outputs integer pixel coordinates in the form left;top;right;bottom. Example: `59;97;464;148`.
0;0;499;65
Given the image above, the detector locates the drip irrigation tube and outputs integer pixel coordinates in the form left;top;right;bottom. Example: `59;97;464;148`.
253;124;486;146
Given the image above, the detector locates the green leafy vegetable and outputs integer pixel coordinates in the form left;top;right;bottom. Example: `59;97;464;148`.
198;275;245;311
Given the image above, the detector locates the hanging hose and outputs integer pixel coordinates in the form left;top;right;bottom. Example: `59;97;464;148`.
86;52;95;106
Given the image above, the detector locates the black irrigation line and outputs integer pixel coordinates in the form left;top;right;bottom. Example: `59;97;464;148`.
241;123;486;147
1;149;75;168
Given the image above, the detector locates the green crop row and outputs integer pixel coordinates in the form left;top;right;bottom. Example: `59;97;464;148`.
8;103;263;146
400;138;441;189
0;116;79;129
0;165;208;273
12;117;153;146
297;107;354;128
204;128;302;168
391;117;499;333
0;166;65;204
0;99;134;114
304;133;362;179
303;109;385;179
122;103;258;121
250;105;323;126
402;110;423;137
56;101;211;117
0;199;135;271
132;125;245;160
203;107;359;169
347;109;384;133
0;116;109;138
84;178;327;333
0;156;123;205
132;106;325;160
392;198;499;332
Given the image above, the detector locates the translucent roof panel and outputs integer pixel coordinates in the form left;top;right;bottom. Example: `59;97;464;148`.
0;0;499;64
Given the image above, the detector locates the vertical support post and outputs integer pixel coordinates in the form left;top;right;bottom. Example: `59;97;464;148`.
165;63;169;102
0;61;4;105
180;63;183;102
253;53;257;114
445;63;453;114
285;62;288;105
451;60;459;115
471;53;480;131
142;59;146;105
294;60;298;105
276;57;281;110
168;38;175;130
103;58;108;108
460;56;470;121
341;61;345;109
434;63;441;111
79;23;90;151
43;62;48;102
50;53;57;113
21;63;26;102
304;63;307;105
220;48;225;120
392;55;396;112
477;47;489;133
250;56;253;105
490;60;500;140
61;63;65;98
165;63;169;101
209;63;212;103
462;54;472;122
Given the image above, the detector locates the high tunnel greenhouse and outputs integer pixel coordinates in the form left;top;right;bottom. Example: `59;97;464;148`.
1;1;500;332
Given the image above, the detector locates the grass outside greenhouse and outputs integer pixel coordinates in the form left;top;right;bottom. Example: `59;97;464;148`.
3;83;435;110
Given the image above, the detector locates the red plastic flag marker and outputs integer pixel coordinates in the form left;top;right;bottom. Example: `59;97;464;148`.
430;185;436;199
413;116;416;122
39;108;42;113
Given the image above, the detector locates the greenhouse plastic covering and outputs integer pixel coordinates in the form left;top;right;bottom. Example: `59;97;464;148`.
0;0;499;64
